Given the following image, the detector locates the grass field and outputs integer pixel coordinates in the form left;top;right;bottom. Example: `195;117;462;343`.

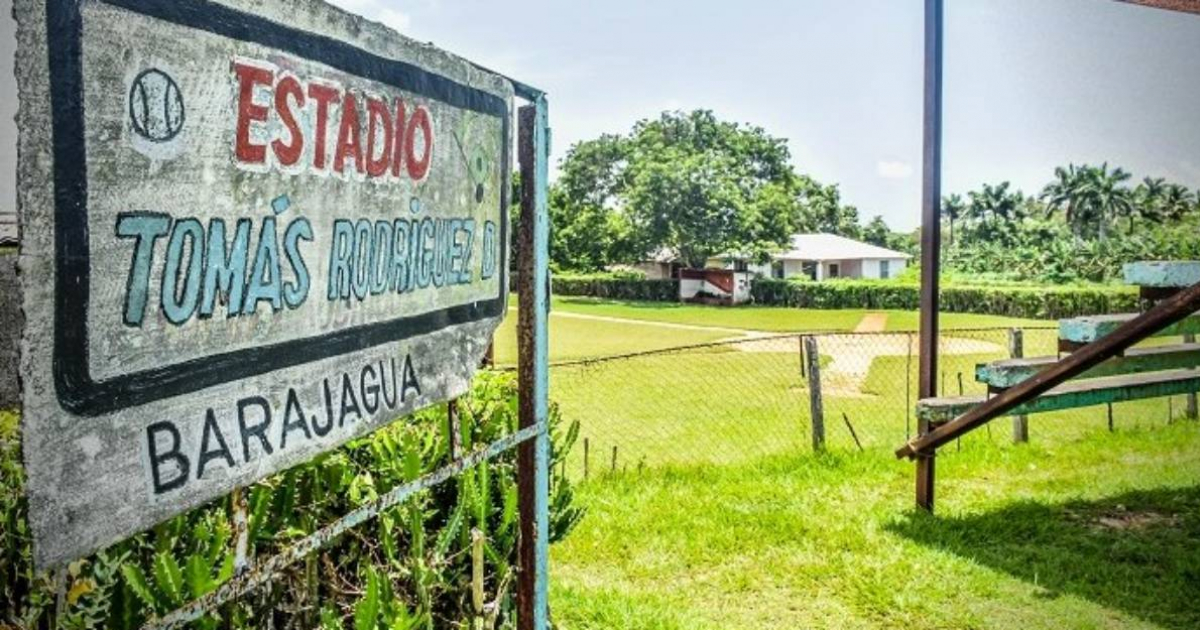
491;296;1054;365
551;296;1052;333
552;423;1200;630
508;297;1200;629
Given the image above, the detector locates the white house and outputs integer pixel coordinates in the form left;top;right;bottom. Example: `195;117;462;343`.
708;233;911;281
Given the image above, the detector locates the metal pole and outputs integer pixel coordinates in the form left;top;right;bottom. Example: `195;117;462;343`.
1009;328;1029;443
516;99;551;630
916;0;944;512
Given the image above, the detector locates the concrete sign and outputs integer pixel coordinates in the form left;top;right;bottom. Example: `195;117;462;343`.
16;0;512;568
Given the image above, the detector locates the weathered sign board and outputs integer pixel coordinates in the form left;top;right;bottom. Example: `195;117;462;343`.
17;0;512;569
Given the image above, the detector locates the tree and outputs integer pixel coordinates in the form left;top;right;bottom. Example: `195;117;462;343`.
1079;163;1133;242
1042;164;1094;240
1159;183;1197;223
1133;176;1167;231
546;135;641;270
800;183;862;240
863;215;891;247
617;110;805;267
1041;163;1132;242
942;194;966;245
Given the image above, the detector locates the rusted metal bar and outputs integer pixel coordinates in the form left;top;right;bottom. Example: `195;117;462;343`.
897;280;1200;460
1009;328;1029;443
143;424;541;630
915;0;944;512
1114;0;1200;15
516;100;551;630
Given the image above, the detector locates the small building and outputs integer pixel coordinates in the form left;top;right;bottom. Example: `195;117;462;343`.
678;268;753;305
708;233;911;281
618;247;680;280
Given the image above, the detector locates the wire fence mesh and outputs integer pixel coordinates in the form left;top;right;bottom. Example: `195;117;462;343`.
548;327;1199;479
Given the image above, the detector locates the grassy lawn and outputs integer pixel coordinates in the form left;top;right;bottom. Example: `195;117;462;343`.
524;300;1200;628
491;306;732;365
551;296;1052;333
490;296;1054;367
552;422;1200;629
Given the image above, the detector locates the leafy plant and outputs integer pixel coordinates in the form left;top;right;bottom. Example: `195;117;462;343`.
0;372;582;629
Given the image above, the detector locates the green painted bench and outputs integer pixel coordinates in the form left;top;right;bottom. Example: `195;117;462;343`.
918;369;1200;424
976;343;1200;389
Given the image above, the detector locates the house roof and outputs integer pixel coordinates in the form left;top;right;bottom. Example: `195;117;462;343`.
773;233;912;262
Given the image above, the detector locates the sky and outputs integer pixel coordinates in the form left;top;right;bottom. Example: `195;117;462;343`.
323;0;1200;230
3;1;1199;230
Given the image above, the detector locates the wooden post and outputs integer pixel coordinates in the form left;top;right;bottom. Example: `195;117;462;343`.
799;336;807;379
905;332;914;440
516;100;551;630
447;399;463;459
915;0;945;512
1107;402;1115;432
611;446;618;473
1009;328;1029;443
583;438;590;480
805;336;825;451
1186;333;1198;420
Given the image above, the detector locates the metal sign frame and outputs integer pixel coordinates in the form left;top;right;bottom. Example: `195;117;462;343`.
137;81;553;630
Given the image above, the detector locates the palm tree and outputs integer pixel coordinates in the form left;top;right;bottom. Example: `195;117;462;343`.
942;193;966;245
1080;163;1133;242
1132;177;1166;232
1159;183;1197;223
1041;164;1091;240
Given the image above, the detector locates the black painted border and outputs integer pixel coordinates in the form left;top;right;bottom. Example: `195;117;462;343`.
47;0;511;417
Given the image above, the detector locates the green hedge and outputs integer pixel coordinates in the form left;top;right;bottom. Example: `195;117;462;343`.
552;273;678;302
753;279;1137;319
551;274;1139;320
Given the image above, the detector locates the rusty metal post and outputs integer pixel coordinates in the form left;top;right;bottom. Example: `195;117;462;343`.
516;98;551;630
915;0;945;512
805;336;825;451
1009;328;1029;443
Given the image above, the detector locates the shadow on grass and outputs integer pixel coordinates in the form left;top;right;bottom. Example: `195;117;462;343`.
889;486;1200;630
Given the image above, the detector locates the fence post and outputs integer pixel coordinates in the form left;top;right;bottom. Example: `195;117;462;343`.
447;399;463;459
804;336;825;451
799;336;806;379
1186;333;1198;420
1009;328;1029;443
516;99;551;630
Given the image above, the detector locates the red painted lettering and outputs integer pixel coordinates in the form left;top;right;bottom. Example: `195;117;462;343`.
365;97;393;178
405;106;433;181
390;99;407;178
272;76;306;167
307;83;341;170
233;62;274;164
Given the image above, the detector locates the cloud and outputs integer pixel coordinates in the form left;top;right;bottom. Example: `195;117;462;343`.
877;160;914;180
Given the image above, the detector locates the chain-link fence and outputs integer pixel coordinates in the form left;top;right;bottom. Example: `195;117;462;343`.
549;327;1197;478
